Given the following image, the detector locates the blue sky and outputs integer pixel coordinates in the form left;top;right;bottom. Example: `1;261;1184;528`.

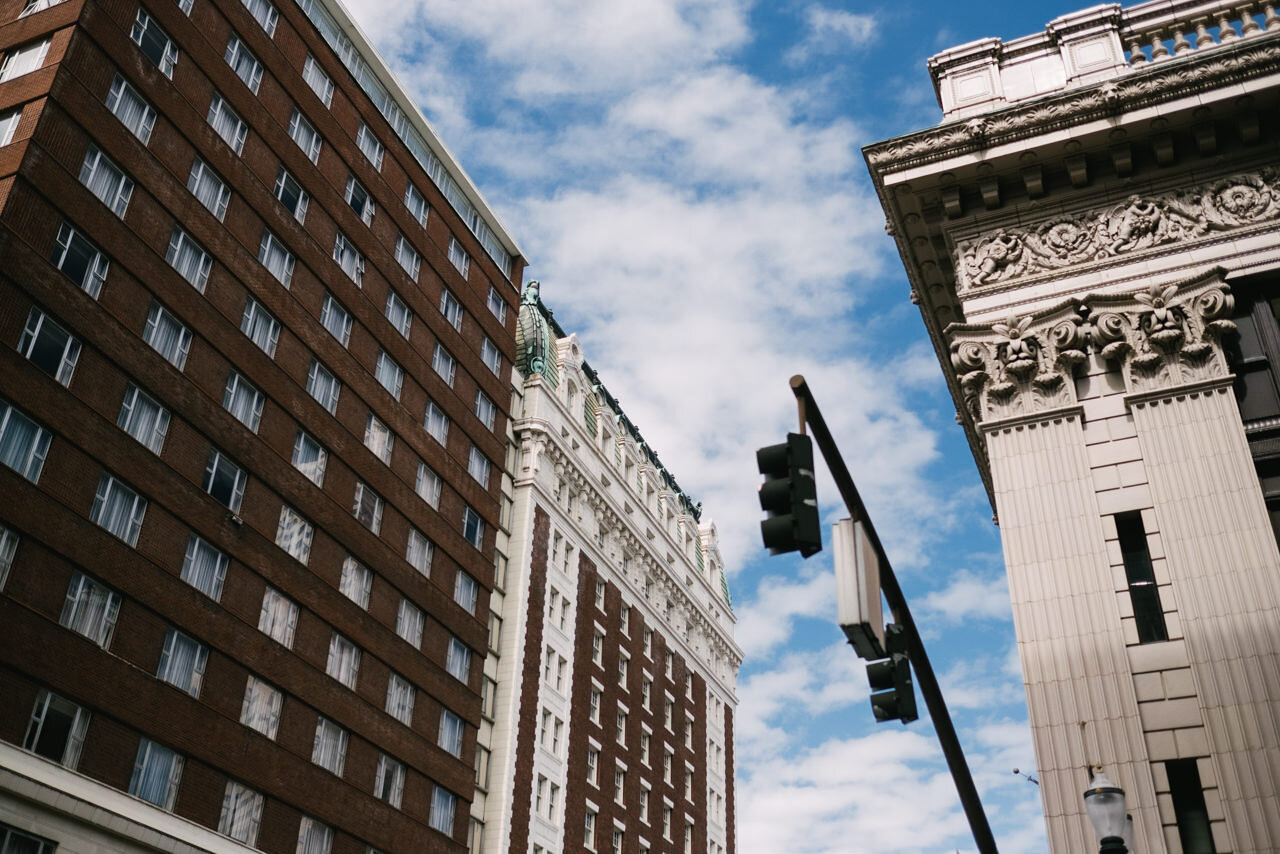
337;1;1072;851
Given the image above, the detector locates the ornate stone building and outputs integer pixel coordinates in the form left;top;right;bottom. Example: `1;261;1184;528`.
866;2;1280;853
473;284;740;854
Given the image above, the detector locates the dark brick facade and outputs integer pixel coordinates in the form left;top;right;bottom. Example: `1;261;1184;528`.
0;0;522;852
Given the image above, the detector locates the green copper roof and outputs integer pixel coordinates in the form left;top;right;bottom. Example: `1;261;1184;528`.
514;281;559;388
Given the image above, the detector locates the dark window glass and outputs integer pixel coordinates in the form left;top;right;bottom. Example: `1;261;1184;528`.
1116;512;1167;643
1167;759;1216;854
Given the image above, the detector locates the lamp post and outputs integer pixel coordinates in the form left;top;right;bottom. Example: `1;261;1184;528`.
1083;768;1129;854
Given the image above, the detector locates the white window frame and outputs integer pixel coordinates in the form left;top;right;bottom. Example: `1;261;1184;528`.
406;527;433;576
274;167;309;223
486;285;507;324
224;34;263;94
481;336;502;375
302;54;334;107
206;93;248;154
23;689;89;769
203;449;247;512
275;504;314;564
474;390;496;431
385;291;412;338
218;781;264;846
165;228;213;292
79;145;134;217
396;598;424;647
291;430;327;485
129;738;183;810
105;76;156;144
223;372;265;432
333;233;364;284
356;123;384;170
425;401;449;445
446;636;471;682
375;351;404;400
59;570;120;648
447;237;470;278
288;110;321;162
325;632;360;689
311;717;347;775
90;473;146;545
439;289;463;330
415;462;441;508
241;297;281;357
385;672;415;725
240;0;279;36
306;359;340;414
156;627;208;697
344;176;374;226
20;308;81;386
364;413;394;464
187;159;232;221
352;481;384;534
432;344;457;386
319;294;352;346
258;231;295;286
404;183;428;225
117;384;169;454
53;223;109;298
339;556;372;608
257;588;298;647
181;534;228;600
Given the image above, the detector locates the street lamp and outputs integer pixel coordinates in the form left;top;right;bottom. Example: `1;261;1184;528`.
1083;768;1129;854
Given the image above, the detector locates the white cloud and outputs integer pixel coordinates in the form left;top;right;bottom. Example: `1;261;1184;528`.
785;4;879;66
735;643;869;752
920;570;1013;623
734;569;835;659
937;651;1026;711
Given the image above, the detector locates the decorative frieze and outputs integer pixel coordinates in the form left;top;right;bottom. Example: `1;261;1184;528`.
955;170;1280;290
949;269;1236;421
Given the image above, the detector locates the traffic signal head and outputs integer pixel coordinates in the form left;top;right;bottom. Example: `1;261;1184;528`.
866;624;917;724
756;433;821;557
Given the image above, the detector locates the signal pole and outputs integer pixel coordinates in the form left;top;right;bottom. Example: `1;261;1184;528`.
787;375;999;854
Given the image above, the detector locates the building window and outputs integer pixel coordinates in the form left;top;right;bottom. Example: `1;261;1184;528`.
396;598;424;647
218;781;264;846
116;384;169;454
618;656;629;688
425;401;450;445
595;578;607;609
462;505;484;549
438;708;464;757
257;587;298;647
466;447;491;488
345;176;375;226
296;817;333;854
1166;759;1217;853
302;54;334;106
474;391;496;431
239;0;279;36
53;223;109;298
428;344;457;387
405;183;428;225
584;810;597;851
203;449;247;512
0;526;17;590
288;110;322;162
447;237;470;278
664;699;674;730
60;571;120;648
339;556;372;608
406;527;433;575
663;749;673;783
21;0;70;15
0;108;19;147
311;717;347;775
187;159;231;221
385;672;414;725
373;753;406;808
375;351;404;400
306;360;341;414
157;628;208;697
589;688;602;724
382;294;413;341
80;146;134;217
91;474;146;545
475;746;491;791
592;630;604;665
446;636;471;682
481;336;501;375
291;431;327;485
362;414;393;465
665;651;674;678
481;676;498;719
0;399;51;482
239;674;282;738
617;711;629;745
23;690;89;768
429;786;456;836
0;38;51;82
454;570;478;613
166;228;212;292
333;233;364;284
129;739;183;809
130;11;177;76
612;829;624;854
207;93;248;154
20;308;80;387
662;805;672;840
487;612;502;652
439;289;463;329
275;505;313;564
352;482;384;534
356;123;384;170
683;822;693;854
106;75;156;143
241;298;280;357
1116;512;1168;643
319;294;352;345
143;303;192;369
178;534;227;599
223;372;265;432
415;461;442;508
486;285;506;324
224;34;263;94
640;731;651;765
274;168;309;222
174;0;193;14
639;786;650;822
259;232;295;286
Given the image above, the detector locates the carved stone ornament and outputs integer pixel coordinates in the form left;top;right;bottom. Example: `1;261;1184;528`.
865;38;1280;172
948;269;1235;422
955;170;1280;290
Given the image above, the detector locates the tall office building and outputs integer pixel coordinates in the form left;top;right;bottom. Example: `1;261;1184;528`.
0;3;524;854
470;285;740;854
867;2;1280;852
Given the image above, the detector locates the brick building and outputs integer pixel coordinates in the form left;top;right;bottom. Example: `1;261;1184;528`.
471;285;740;854
867;2;1280;852
0;2;524;854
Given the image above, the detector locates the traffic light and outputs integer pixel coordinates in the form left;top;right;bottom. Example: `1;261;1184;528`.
867;624;917;724
756;433;821;557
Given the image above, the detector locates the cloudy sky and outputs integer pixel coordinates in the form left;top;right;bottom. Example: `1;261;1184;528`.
338;0;1071;851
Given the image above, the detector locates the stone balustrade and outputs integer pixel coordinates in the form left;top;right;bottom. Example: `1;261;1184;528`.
929;0;1280;120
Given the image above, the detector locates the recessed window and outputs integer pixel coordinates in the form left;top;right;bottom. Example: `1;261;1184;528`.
432;344;457;386
240;676;283;738
0;109;18;147
53;222;109;298
468;446;490;487
129;738;183;809
166;227;212;292
319;293;352;346
218;781;264;847
203;449;247;512
79;146;134;217
291;430;327;485
326;632;360;689
406;527;433;576
311;717;347;775
143;302;191;369
364;414;393;464
59;571;120;647
181;534;227;600
446;636;471;682
130;11;177;76
0;525;18;590
187;159;231;220
20;308;81;386
345;176;374;225
439;289;463;330
1116;512;1168;643
394;234;421;279
462;505;484;550
415;461;441;507
385;672;415;725
333;233;364;284
352;482;384;534
105;76;156;143
239;0;279;36
0;38;51;82
474;391;496;431
258;231;294;286
584;809;597;851
438;708;464;756
486;285;507;324
288;110;322;162
396;598;424;646
257;587;298;647
302;54;334;107
206;93;248;154
481;336;501;375
296;818;333;854
386;291;412;338
223;372;265;432
156;627;208;697
274;167;309;222
118;383;170;453
429;786;456;836
20;0;69;18
23;689;89;769
374;754;406;808
425;401;449;445
275;504;313;564
356;123;384;170
339;556;372;608
447;237;470;278
91;474;146;545
306;359;341;414
225;34;263;93
404;184;428;225
454;570;478;613
376;351;404;400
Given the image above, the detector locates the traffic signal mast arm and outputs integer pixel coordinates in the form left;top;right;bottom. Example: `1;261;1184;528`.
788;375;999;854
